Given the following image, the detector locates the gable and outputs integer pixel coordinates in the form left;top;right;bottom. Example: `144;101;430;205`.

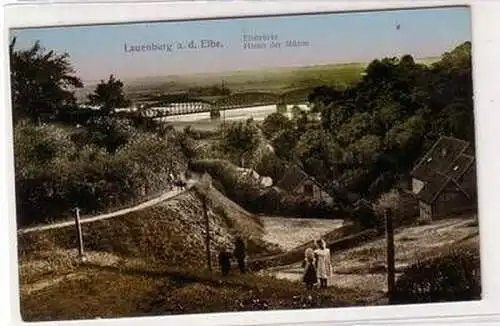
275;165;309;192
412;136;475;204
411;136;470;181
416;171;449;204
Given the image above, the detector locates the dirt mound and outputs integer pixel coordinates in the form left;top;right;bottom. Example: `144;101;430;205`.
18;186;278;274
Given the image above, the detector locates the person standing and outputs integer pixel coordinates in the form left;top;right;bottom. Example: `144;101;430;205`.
314;239;332;288
302;248;318;290
218;249;232;277
233;236;247;274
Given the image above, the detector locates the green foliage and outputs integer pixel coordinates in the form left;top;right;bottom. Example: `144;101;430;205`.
87;74;131;114
72;117;134;153
391;244;480;304
261;112;293;139
290;41;475;208
270;128;299;161
336;112;378;146
9;37;83;123
14;121;186;227
219;119;261;167
253;152;288;183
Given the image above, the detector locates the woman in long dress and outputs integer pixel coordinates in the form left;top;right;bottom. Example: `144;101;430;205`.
314;239;332;289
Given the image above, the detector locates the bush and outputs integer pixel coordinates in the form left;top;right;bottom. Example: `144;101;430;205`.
352;200;380;230
72;116;134;153
391;245;481;304
373;188;419;228
14;121;187;227
253;152;288;184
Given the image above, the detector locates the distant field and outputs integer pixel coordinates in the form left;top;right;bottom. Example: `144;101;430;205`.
124;62;367;100
77;57;441;103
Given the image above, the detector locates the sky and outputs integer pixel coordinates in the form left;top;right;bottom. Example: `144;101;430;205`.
10;6;471;83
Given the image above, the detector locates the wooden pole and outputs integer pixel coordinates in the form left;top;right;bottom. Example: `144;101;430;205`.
202;194;212;272
385;208;395;299
74;207;84;258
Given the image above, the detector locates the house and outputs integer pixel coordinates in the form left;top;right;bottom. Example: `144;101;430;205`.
410;136;477;221
275;165;334;204
235;167;273;188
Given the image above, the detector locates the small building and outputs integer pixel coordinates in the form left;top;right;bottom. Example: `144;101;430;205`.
236;167;273;188
410;136;477;221
275;165;334;204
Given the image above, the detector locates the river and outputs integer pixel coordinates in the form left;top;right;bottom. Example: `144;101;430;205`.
155;103;309;130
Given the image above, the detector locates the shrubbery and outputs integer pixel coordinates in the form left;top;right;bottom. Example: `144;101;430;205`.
14;120;186;227
391;244;481;304
372;188;419;229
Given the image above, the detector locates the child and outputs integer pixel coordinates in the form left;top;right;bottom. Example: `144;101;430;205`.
314;239;333;289
302;247;318;290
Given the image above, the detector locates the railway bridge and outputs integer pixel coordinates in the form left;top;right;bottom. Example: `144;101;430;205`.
135;88;314;119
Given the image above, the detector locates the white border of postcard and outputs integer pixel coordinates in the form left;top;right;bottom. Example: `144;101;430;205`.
2;1;500;325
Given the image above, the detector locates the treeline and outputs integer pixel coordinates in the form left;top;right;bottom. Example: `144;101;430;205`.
262;42;473;202
10;37;187;227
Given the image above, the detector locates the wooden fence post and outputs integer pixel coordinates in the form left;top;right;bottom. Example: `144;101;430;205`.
202;194;212;272
199;173;213;272
385;207;395;300
74;207;85;259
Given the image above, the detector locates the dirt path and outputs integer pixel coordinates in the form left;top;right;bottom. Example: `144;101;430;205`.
260;217;344;251
18;179;198;234
263;217;478;293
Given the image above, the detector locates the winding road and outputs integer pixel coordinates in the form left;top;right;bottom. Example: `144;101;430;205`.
18;179;198;235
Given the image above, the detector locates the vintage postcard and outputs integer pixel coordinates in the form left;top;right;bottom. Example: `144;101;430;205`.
10;5;479;322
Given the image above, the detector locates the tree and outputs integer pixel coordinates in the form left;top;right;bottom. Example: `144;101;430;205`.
219;119;261;167
9;37;83;123
87;74;131;114
336;112;377;146
271;128;300;161
261;112;293;139
347;134;383;166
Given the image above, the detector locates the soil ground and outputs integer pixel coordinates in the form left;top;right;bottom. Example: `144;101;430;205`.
263;216;479;294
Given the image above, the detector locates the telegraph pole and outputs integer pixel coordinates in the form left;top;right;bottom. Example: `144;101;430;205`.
200;174;212;272
385;208;395;299
73;207;85;259
202;194;211;272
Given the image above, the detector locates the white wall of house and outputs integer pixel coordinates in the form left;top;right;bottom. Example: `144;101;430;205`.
412;178;425;194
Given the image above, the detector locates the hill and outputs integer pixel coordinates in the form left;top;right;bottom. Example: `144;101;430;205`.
18;181;386;321
18;184;281;287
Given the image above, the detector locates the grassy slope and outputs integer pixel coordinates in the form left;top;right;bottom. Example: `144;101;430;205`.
18;185;278;285
18;184;385;322
20;257;385;322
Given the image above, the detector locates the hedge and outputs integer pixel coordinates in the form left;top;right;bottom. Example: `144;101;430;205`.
391;244;481;304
